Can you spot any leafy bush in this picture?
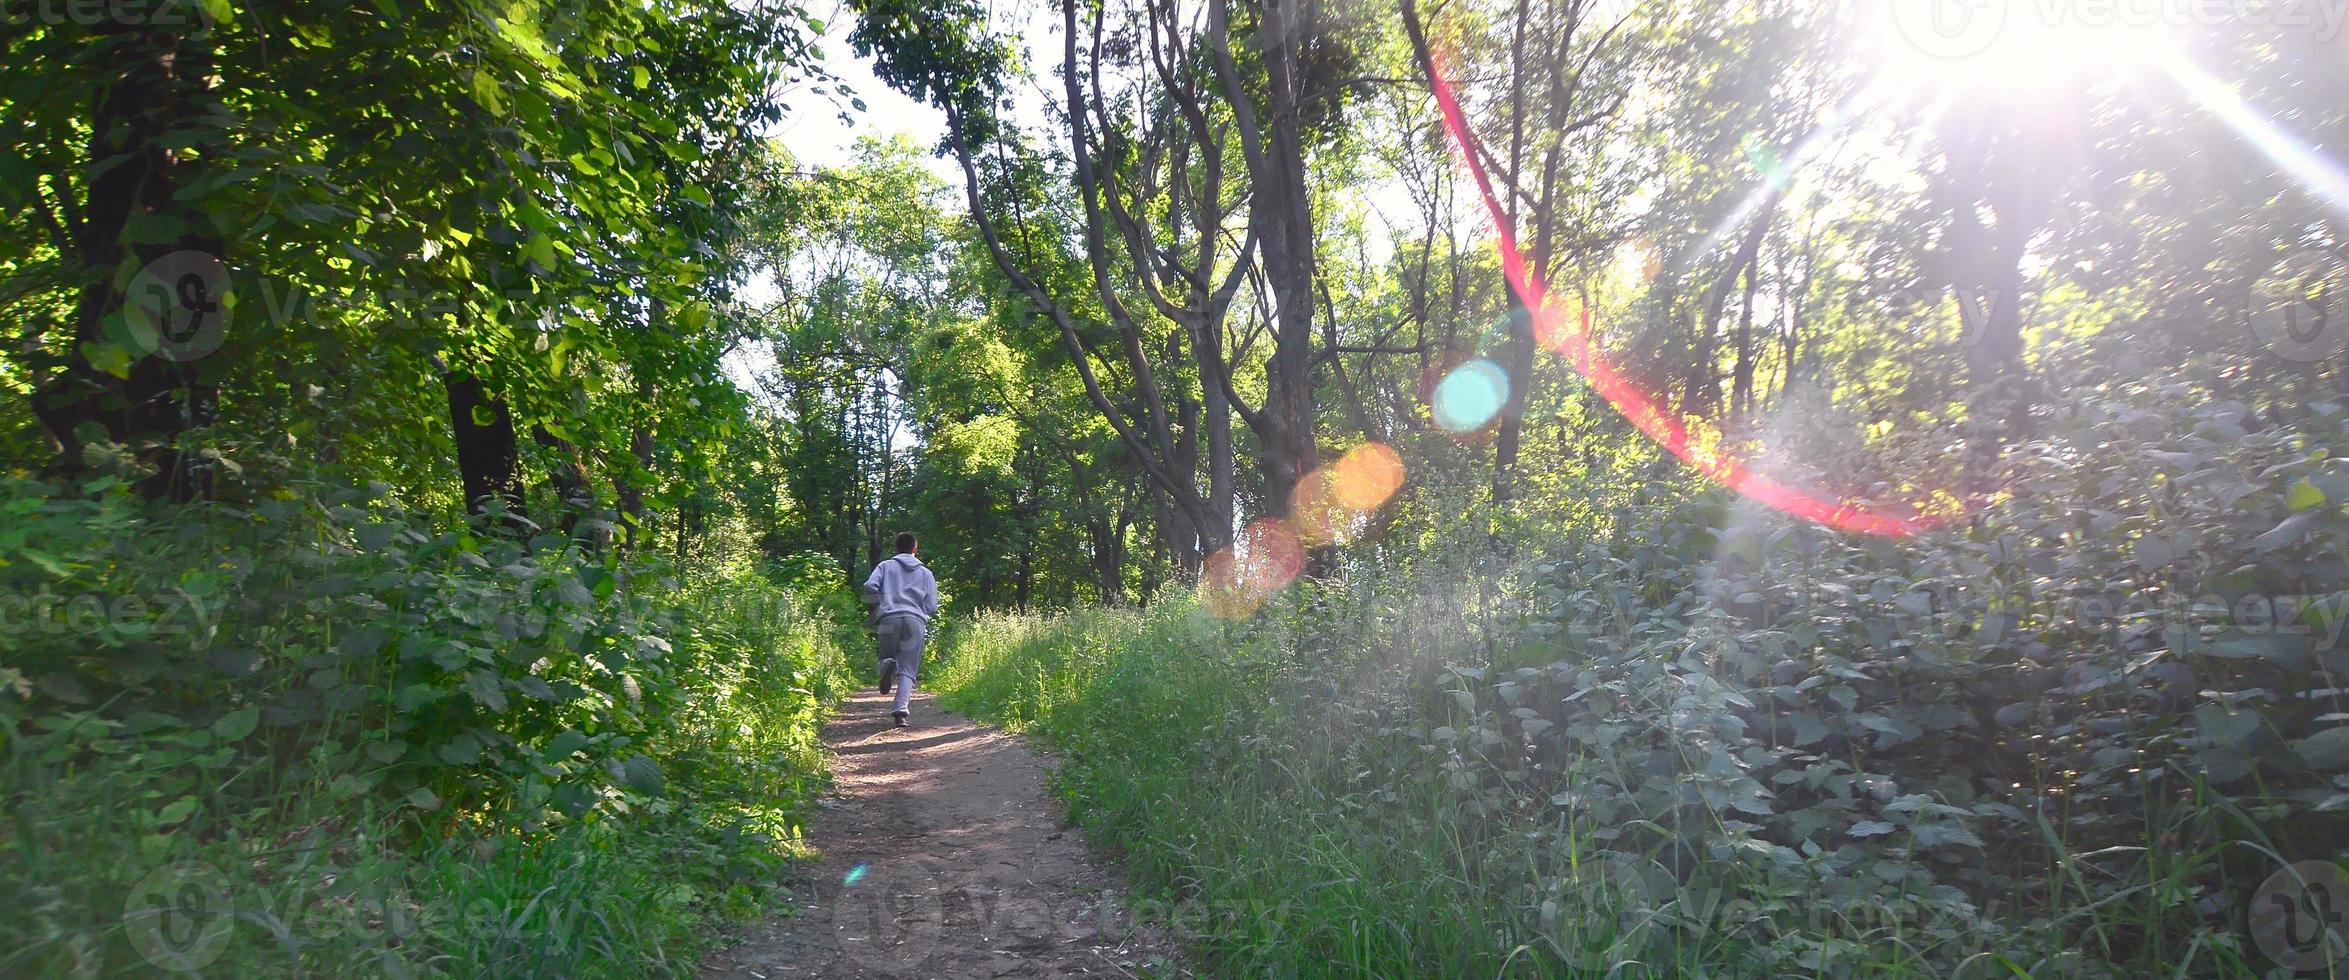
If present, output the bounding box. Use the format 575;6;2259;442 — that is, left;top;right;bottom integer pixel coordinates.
0;476;853;975
932;379;2349;978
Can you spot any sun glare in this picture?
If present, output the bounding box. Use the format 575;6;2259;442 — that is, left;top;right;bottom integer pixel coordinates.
1874;0;2173;96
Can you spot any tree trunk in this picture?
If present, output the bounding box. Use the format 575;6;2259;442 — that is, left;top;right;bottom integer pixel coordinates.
1237;0;1323;521
618;306;658;547
1140;481;1166;607
1015;528;1034;613
1730;250;1762;427
1696;190;1780;420
1936;106;2059;491
622;416;654;545
531;424;601;547
1204;347;1235;541
33;22;221;500
445;371;523;522
1110;480;1135;600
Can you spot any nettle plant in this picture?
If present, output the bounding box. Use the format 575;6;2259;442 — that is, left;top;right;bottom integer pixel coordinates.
1;475;716;825
1403;379;2349;972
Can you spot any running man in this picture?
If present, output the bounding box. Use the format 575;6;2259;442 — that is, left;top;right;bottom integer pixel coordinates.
862;531;939;727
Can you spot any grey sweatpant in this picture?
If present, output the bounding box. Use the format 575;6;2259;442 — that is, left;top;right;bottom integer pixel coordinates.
877;613;927;715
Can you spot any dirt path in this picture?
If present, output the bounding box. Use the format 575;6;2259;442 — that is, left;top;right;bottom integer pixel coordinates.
700;689;1181;980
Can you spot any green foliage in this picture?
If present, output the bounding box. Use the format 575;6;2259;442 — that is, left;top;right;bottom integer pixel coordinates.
934;374;2349;977
734;136;1154;608
0;477;854;974
8;0;2348;975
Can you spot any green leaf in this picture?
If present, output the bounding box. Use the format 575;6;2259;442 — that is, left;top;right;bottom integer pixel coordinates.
2295;727;2349;771
340;625;390;658
631;65;650;90
330;772;379;799
2290;478;2328;512
437;733;482;766
616;753;664;793
210;706;260;742
2255;512;2320;552
155;796;202;827
463;671;509;712
470;69;506;115
1909;823;1984;849
544;730;592;760
18;549;71;577
82;341;136;380
2196;747;2254;785
430;643;473;671
2196;705;2263;748
1789;712;1828;746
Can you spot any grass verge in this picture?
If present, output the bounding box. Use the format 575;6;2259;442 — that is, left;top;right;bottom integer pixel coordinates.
929;596;2302;979
2;570;853;977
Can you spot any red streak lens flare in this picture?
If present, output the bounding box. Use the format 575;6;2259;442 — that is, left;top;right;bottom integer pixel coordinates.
1428;58;1953;537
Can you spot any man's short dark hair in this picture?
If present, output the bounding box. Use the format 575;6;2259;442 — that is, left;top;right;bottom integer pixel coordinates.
895;531;917;554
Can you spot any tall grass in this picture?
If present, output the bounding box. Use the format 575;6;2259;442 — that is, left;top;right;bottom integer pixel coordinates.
930;594;2310;979
931;601;1623;977
2;567;854;978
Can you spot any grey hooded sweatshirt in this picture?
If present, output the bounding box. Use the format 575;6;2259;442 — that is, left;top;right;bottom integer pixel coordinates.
862;553;939;622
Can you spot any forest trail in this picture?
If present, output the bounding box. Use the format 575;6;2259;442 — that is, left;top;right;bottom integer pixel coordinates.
700;689;1181;980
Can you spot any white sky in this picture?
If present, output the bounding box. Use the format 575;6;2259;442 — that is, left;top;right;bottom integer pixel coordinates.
771;3;952;178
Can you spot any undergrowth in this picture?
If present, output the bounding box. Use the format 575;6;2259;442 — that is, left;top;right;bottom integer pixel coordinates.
0;477;856;976
933;380;2349;979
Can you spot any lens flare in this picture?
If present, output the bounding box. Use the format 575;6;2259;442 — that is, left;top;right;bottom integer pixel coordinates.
1428;51;1953;537
1239;520;1304;590
1200;548;1263;619
2166;60;2349;224
1290;442;1408;546
1432;359;1509;433
1201;520;1308;618
1329;442;1405;511
1534;299;1592;360
1740;132;1789;188
1289;469;1348;546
